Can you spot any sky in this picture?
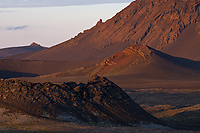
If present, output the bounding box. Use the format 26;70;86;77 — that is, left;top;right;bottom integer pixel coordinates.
0;1;134;49
0;0;133;7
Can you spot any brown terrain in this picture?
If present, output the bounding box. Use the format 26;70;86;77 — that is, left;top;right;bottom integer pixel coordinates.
0;0;200;132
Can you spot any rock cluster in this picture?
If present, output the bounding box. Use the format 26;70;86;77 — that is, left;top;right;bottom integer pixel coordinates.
0;75;161;125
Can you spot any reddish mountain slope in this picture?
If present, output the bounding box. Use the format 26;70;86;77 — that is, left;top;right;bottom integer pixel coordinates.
5;0;200;61
43;44;200;80
43;44;151;76
0;42;46;58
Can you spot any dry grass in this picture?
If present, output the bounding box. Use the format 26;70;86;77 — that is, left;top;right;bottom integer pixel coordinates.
125;88;200;130
153;104;200;118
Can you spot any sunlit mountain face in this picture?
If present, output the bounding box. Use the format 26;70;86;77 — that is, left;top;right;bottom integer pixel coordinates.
0;0;133;7
0;3;131;48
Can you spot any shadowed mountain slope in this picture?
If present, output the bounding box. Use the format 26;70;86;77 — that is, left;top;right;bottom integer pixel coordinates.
0;70;39;79
162;23;200;61
121;46;200;79
0;42;47;58
0;75;162;125
5;0;200;61
0;59;101;79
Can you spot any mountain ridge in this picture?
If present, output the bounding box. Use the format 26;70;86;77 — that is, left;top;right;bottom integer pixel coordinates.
4;0;200;61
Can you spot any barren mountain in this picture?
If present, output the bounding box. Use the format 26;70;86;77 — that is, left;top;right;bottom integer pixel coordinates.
5;0;200;61
0;42;46;58
43;44;200;80
0;75;162;125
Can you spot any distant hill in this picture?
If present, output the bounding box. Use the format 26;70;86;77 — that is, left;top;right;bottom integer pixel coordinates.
0;42;47;58
5;0;200;61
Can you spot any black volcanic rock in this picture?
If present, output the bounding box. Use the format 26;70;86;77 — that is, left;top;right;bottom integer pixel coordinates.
0;75;162;125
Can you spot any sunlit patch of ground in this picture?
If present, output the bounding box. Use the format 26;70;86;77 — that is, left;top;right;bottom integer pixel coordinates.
126;88;200;130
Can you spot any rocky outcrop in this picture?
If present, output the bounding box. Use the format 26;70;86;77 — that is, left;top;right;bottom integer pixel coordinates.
0;75;161;125
96;44;152;75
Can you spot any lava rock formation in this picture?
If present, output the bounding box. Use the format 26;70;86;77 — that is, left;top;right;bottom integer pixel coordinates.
0;75;161;125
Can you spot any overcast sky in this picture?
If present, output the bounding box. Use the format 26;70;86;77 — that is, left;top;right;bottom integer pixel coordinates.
0;0;133;8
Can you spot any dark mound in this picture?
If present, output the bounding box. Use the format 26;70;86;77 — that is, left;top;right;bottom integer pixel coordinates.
0;42;46;58
5;0;200;61
0;75;162;125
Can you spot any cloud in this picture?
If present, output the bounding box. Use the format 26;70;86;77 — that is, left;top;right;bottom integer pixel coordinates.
5;25;29;31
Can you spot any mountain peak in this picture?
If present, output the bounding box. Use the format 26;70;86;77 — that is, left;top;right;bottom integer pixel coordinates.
30;42;42;47
96;19;103;26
